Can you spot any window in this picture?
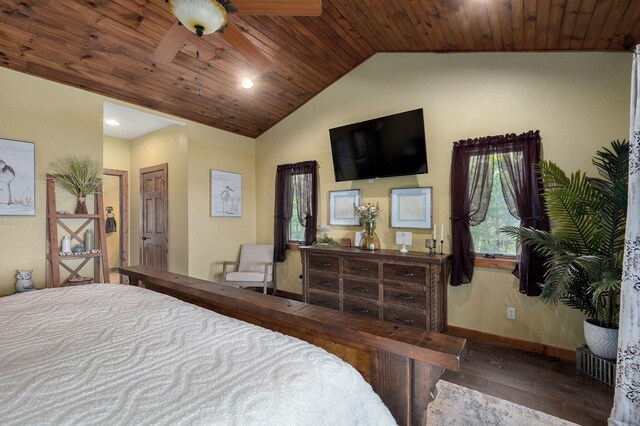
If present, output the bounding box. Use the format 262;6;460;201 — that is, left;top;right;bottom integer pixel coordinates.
274;161;318;262
289;189;305;242
450;131;548;295
470;156;519;256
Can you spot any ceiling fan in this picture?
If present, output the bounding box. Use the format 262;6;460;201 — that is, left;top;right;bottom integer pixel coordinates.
151;0;322;73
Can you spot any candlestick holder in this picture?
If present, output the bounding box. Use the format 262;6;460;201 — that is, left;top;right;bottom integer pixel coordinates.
439;239;444;255
425;238;436;255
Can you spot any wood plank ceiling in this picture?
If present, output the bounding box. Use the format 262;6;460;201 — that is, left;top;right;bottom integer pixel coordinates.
0;0;639;138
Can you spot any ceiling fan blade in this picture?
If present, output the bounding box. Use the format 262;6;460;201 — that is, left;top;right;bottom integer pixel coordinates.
223;23;275;73
230;0;322;16
151;21;191;64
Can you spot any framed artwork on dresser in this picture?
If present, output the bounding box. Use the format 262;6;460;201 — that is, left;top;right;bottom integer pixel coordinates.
390;187;432;229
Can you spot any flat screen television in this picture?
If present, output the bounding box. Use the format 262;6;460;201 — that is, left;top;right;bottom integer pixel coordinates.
329;108;427;182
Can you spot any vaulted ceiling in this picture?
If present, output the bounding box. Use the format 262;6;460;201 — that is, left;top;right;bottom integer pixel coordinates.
1;0;638;138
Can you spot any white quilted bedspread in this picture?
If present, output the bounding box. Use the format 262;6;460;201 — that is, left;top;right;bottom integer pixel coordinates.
0;284;395;425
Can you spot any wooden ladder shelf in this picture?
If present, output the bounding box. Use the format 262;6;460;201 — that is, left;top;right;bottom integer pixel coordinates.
46;175;110;287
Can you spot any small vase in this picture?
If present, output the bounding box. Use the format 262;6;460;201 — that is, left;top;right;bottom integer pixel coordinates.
360;220;381;251
75;196;88;214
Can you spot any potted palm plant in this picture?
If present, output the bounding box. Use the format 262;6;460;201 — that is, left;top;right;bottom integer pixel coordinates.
51;156;102;214
502;140;628;360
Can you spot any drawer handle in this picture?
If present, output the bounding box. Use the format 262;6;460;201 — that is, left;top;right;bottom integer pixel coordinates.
356;267;369;272
316;262;332;268
352;307;370;314
394;317;415;325
316;300;331;306
395;272;414;277
353;286;369;293
394;294;414;301
317;281;332;287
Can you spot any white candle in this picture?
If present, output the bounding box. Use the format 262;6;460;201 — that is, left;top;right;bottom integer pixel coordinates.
433;223;437;241
441;224;444;241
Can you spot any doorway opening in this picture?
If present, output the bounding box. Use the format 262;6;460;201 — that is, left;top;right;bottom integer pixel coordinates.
103;169;129;283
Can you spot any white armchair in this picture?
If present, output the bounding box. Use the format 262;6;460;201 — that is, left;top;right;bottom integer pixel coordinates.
222;244;276;295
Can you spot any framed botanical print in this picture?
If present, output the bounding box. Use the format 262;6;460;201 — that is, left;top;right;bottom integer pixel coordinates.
329;189;360;226
390;187;432;229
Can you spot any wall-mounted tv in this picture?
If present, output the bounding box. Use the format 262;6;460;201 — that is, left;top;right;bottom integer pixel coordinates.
329;108;427;182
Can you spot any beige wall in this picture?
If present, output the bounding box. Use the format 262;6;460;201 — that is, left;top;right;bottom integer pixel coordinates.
255;52;631;350
0;68;103;295
103;136;131;171
186;124;256;281
129;125;189;274
124;122;256;281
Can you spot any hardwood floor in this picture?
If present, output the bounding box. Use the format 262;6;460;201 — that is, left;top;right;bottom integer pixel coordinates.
272;290;613;424
442;338;614;425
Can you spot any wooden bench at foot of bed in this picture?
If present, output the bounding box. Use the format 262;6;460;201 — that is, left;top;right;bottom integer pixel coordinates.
119;266;467;426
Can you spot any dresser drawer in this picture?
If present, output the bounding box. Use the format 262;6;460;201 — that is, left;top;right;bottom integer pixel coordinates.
343;258;378;279
383;305;428;329
309;292;340;310
308;273;339;293
343;279;378;301
307;254;339;273
383;286;426;310
343;297;379;320
382;263;426;284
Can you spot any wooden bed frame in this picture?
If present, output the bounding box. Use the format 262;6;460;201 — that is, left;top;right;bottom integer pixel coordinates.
120;266;467;426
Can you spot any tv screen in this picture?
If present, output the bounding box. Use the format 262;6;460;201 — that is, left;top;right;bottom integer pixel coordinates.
329;109;427;182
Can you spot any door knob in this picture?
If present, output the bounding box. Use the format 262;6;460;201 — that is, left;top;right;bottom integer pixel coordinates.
142;236;149;240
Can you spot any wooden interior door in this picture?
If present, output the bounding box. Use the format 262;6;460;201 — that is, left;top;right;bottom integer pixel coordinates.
140;164;168;270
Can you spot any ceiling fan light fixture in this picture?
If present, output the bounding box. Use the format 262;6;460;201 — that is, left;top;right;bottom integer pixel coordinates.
170;0;227;36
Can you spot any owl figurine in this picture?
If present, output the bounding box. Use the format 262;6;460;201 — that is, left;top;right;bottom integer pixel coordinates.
15;270;36;292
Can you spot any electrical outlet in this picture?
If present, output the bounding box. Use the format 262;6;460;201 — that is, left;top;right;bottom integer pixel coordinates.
507;307;516;320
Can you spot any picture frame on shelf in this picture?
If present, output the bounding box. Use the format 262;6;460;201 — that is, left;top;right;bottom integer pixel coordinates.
0;138;35;216
211;170;242;217
390;187;432;229
329;189;360;226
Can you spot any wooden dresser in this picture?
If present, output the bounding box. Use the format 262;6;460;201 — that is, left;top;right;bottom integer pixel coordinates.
300;246;450;332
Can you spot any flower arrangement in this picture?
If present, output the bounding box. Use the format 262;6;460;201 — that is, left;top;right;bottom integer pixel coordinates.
313;224;339;247
354;202;381;250
354;202;380;224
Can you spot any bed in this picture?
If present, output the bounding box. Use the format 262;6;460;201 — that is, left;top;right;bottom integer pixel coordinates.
1;267;466;425
0;284;395;425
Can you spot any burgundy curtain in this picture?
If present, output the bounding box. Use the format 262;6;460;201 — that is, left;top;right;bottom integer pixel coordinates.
450;130;547;295
274;160;318;262
450;140;495;285
497;131;549;295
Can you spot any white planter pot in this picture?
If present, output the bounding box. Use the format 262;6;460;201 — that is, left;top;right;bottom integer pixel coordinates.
584;318;619;360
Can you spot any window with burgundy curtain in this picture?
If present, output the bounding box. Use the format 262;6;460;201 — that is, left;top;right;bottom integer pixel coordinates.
274;161;318;262
450;130;549;296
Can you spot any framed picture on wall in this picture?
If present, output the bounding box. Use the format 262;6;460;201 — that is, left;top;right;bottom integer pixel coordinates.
211;170;242;217
390;187;432;229
329;189;360;226
0;138;35;216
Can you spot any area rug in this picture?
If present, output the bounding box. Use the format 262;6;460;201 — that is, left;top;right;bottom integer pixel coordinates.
426;380;578;426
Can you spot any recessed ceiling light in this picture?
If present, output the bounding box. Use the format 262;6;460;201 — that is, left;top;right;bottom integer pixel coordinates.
105;119;121;126
241;78;254;89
